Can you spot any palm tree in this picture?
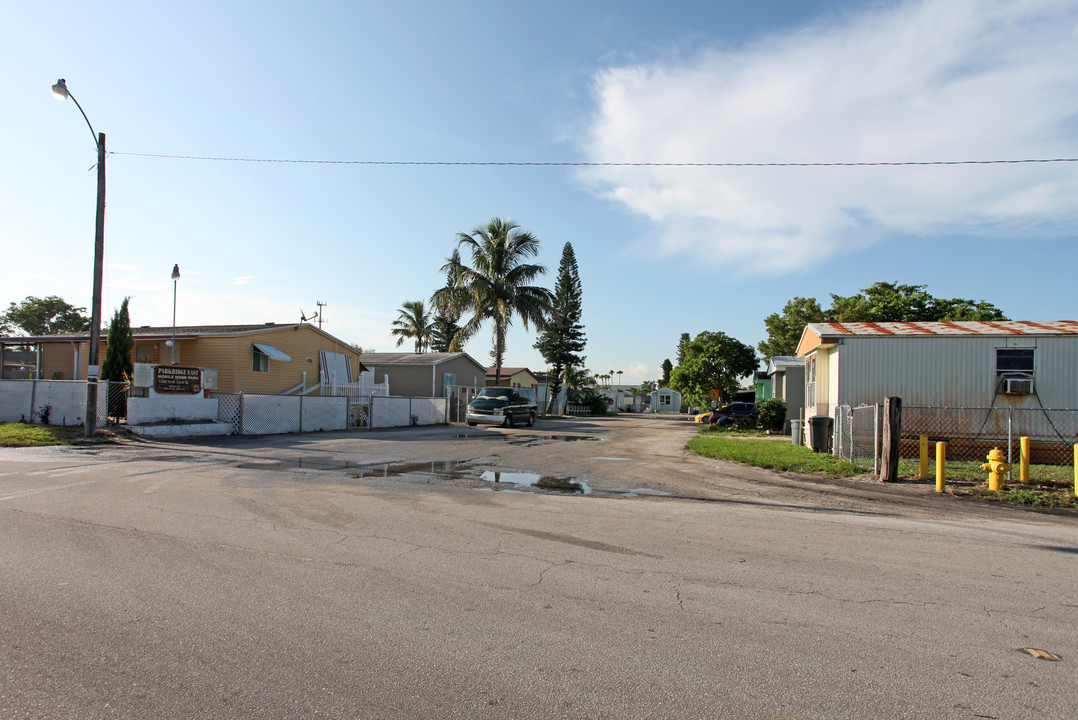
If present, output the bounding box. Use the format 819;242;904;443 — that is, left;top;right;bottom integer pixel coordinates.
391;299;433;353
562;366;594;402
433;218;553;384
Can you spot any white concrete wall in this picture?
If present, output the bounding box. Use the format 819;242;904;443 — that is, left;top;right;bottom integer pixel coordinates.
370;396;447;428
0;379;108;426
128;396;219;424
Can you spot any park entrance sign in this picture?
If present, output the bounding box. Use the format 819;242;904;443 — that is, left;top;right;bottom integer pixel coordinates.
153;365;202;394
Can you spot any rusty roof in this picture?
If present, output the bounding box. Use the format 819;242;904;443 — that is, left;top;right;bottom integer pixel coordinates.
806;321;1078;337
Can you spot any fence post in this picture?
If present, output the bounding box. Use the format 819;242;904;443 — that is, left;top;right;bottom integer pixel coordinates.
919;435;929;480
1007;408;1013;483
873;404;880;476
936;442;946;492
1020;436;1030;484
881;396;902;483
238;392;245;436
29;379;37;424
299;395;304;433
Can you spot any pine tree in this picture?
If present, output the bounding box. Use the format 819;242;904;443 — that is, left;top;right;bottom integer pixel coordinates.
534;243;586;412
661;358;673;386
676;333;691;366
101;297;133;382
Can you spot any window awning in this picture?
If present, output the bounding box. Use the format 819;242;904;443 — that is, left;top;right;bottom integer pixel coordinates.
253;343;291;362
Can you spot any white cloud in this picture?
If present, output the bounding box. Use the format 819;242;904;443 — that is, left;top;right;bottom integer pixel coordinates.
581;0;1078;273
232;276;256;285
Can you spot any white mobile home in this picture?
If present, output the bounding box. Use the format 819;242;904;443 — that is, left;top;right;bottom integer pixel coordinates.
795;321;1078;419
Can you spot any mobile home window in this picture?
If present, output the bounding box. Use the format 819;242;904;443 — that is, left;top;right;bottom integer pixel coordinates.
252;347;269;373
996;348;1034;378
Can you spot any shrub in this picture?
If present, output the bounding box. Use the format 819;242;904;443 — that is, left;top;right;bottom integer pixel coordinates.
756;398;786;432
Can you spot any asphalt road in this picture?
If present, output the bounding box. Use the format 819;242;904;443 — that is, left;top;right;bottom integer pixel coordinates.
1;415;1076;719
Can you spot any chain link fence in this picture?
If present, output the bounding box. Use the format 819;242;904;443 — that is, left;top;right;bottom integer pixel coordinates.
835;402;1078;469
903;406;1078;465
834;404;882;473
446;385;480;424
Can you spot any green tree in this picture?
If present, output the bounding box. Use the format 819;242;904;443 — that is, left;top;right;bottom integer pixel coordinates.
669;331;758;408
660;358;673;386
101;297;133;382
430;249;464;353
534;243;587;412
391;300;433;353
433;217;553;384
676;333;690;366
758;283;1008;359
1;295;90;336
828;282;1007;323
757;297;827;359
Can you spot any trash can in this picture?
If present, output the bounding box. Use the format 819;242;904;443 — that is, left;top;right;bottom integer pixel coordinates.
790;420;803;446
808;415;834;453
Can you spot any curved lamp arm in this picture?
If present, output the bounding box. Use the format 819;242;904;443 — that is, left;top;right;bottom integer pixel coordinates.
51;79;99;148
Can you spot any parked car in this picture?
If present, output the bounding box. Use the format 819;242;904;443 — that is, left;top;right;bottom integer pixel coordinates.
466;387;538;427
706;402;759;426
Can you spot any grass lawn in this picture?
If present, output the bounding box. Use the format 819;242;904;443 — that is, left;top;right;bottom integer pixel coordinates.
687;434;869;477
687;429;1077;508
0;423;87;447
896;458;1077;508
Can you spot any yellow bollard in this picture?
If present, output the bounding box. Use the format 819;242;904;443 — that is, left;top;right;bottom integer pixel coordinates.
1020;437;1030;484
919;435;929;480
936;442;946;493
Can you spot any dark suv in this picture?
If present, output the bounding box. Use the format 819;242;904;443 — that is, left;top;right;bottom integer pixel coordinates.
466;387;538;427
708;402;758;426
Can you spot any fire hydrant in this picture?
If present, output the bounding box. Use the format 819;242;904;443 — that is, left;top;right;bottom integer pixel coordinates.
980;447;1011;491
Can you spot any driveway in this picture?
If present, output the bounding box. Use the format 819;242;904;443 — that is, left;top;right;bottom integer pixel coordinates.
1;415;1075;719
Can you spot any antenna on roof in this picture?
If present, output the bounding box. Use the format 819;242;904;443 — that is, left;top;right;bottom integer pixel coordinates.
315;300;327;330
300;307;319;324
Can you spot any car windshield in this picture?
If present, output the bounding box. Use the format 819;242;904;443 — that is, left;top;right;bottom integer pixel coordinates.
476;388;511;401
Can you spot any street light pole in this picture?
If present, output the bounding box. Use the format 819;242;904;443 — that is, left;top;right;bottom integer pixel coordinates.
171;264;180;364
52;78;105;439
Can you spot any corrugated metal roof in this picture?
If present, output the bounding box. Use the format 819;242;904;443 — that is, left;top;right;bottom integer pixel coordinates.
360;352;465;365
485;367;536;377
806;321;1078;338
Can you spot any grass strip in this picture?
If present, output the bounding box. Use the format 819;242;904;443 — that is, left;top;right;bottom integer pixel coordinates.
0;423;83;447
687;435;868;477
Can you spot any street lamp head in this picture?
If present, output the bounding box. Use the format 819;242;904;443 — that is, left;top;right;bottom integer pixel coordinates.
171;264;181;281
51;78;70;100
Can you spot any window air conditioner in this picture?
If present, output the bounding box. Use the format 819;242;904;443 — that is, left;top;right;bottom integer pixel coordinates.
1003;378;1034;394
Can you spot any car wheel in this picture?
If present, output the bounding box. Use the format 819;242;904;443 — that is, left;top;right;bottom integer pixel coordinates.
467;421;477;427
526;411;535;427
503;413;513;428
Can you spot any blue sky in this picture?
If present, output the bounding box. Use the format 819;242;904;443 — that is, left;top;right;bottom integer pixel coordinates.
2;0;1076;384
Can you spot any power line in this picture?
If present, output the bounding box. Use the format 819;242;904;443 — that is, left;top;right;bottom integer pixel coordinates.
111;151;1078;167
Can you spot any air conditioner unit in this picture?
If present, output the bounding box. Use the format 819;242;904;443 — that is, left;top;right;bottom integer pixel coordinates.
1004;378;1034;394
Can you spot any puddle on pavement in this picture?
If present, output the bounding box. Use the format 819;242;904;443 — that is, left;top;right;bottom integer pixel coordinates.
620;488;672;497
236;456;671;498
453;433;600;443
479;470;591;494
347;460;467;478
